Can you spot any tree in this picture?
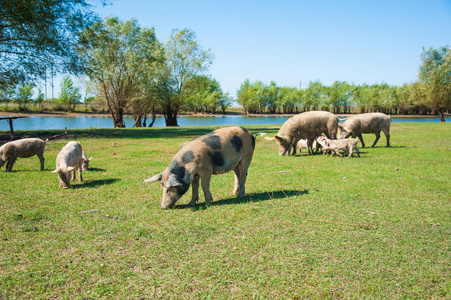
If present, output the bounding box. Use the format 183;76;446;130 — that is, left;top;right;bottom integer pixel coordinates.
14;81;34;111
158;28;213;126
325;81;352;114
418;46;451;122
237;79;258;114
278;86;298;113
218;92;232;114
265;81;279;113
59;76;81;112
0;0;101;86
303;81;325;111
78;17;163;127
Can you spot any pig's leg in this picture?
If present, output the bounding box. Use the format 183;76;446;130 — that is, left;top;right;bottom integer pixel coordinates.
372;130;381;147
347;146;353;158
78;161;83;182
233;160;248;197
233;165;241;195
38;154;45;171
382;128;390;147
357;134;365;148
201;174;213;205
291;140;297;155
237;158;251;198
189;175;200;206
6;158;16;172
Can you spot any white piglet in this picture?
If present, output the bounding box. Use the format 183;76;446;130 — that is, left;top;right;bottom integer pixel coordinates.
52;141;83;188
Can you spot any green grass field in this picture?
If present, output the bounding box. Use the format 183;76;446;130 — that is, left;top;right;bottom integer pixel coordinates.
0;123;450;299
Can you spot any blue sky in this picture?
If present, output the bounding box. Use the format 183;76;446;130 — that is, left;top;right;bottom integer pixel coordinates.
73;0;450;98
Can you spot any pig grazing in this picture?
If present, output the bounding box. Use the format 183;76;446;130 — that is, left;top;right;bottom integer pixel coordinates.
265;111;338;155
0;138;47;171
52;141;83;188
319;137;360;158
145;126;256;209
81;151;92;171
338;113;391;147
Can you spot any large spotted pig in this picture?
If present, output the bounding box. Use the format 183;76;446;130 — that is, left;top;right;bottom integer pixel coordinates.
338;113;391;147
265;111;338;155
145;126;256;209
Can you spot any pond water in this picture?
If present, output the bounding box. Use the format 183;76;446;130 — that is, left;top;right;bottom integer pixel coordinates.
0;115;449;131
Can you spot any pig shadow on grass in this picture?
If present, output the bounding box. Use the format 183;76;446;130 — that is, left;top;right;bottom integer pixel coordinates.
175;189;309;210
85;167;106;172
72;178;120;189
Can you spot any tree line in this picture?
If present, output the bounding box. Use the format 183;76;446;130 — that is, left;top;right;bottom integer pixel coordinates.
1;1;450;125
236;77;448;120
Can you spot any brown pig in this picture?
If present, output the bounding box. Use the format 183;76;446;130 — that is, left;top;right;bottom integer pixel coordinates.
265;111;338;155
338;113;391;147
145;126;255;209
0;138;47;171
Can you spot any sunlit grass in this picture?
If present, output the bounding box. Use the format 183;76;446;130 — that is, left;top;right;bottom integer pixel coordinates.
0;123;450;298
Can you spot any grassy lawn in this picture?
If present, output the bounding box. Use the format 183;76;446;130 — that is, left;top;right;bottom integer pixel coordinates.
0;123;450;299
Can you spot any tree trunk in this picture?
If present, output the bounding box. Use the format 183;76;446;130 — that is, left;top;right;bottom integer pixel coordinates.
438;110;446;122
163;104;179;126
133;114;142;127
165;113;178;126
113;108;125;128
148;105;157;127
148;114;156;127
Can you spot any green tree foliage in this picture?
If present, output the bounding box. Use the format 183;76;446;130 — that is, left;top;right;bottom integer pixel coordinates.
185;76;228;114
418;46;451;122
155;29;213;126
235;78;447;118
34;88;45;112
325;81;352;114
59;76;81;112
303;81;325;111
0;0;100;87
278;86;300;113
236;79;263;114
14;81;34;111
265;81;280;113
78;17;163;127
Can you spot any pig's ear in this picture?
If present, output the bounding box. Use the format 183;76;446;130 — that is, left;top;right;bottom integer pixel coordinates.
144;172;163;183
88;157;93;162
51;168;61;174
67;166;76;172
338;124;345;132
274;135;285;143
264;136;276;141
164;175;182;188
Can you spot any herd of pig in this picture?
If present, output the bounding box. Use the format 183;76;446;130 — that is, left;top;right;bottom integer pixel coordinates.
0;112;391;208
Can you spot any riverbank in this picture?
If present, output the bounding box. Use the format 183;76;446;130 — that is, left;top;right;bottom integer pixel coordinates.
0;110;448;119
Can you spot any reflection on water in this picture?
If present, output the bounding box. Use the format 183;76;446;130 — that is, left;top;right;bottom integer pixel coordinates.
0;115;449;131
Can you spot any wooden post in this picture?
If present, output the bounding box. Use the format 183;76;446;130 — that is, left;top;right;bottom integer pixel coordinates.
7;118;14;140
